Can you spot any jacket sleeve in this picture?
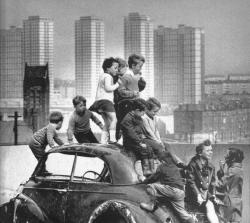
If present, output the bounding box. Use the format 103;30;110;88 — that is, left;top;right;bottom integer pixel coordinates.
53;132;64;146
186;162;200;199
47;125;57;147
208;167;216;197
121;116;142;145
117;85;137;98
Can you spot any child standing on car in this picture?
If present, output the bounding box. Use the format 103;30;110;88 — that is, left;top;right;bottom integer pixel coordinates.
120;98;154;177
29;111;64;172
115;54;146;142
89;57;121;144
117;54;146;100
113;57;128;141
67;96;104;143
113;57;128;112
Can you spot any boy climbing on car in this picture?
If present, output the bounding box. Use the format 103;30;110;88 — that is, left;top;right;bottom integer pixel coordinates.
67;95;104;143
29;111;64;174
140;151;195;223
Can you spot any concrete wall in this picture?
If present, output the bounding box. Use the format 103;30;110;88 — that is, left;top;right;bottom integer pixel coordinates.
0;121;33;145
168;143;250;223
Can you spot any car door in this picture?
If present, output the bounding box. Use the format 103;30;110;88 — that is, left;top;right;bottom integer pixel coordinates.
65;155;123;223
23;152;75;223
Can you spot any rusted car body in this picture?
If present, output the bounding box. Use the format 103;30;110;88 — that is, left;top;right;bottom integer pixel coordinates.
0;143;180;223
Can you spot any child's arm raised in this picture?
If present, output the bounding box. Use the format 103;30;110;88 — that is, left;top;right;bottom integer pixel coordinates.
67;114;75;143
47;125;57;147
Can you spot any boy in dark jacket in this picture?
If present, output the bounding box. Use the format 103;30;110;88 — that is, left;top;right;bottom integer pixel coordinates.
185;140;219;223
140;151;195;223
120;98;154;177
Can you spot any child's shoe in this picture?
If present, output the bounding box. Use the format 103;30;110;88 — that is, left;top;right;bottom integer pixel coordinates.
109;130;116;143
41;169;52;176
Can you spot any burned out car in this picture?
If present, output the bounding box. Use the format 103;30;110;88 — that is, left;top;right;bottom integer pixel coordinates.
0;143;180;223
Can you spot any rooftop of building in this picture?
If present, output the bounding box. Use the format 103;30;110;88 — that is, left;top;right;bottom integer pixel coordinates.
205;73;250;83
175;97;250;112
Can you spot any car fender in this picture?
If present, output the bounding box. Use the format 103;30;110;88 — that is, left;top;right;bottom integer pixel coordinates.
13;193;53;223
88;199;164;223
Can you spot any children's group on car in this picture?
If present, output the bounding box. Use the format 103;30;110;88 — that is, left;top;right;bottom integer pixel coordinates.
28;53;244;223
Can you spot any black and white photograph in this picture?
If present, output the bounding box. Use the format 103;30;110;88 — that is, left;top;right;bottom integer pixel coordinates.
0;0;249;222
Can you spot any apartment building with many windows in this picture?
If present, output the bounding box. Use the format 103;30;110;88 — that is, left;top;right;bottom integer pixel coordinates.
75;16;104;100
23;16;54;103
0;26;24;119
154;25;205;107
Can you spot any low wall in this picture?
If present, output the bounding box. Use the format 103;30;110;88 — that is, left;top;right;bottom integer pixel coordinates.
0;121;33;145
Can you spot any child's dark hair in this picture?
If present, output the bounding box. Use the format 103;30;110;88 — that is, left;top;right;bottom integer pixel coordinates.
102;57;118;72
49;111;64;124
226;148;244;164
132;98;147;111
72;95;86;107
128;54;145;69
146;97;161;110
196;139;212;154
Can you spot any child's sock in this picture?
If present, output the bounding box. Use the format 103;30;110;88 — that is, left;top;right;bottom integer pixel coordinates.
109;130;116;142
100;130;109;144
134;160;145;182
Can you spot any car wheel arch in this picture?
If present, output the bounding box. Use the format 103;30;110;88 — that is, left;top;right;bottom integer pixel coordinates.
88;200;138;223
13;193;53;223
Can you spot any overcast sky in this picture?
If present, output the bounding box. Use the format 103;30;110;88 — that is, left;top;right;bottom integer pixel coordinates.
1;0;250;79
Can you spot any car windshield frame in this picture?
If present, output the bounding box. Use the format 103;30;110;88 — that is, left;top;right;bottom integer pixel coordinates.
31;150;112;184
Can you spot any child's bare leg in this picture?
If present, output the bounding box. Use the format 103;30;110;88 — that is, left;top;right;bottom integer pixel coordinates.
134;160;145;182
100;113;109;144
106;112;117;142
